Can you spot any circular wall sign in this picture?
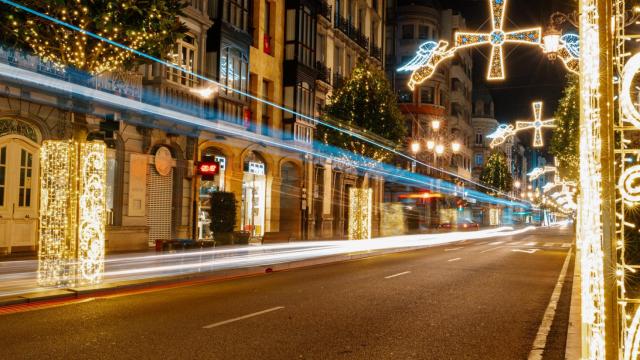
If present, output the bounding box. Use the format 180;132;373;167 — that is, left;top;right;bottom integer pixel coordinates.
155;147;173;176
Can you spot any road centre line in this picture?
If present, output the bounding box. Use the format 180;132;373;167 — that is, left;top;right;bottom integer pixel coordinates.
203;307;285;329
385;271;411;279
528;249;573;360
479;246;503;254
447;258;461;262
444;247;463;252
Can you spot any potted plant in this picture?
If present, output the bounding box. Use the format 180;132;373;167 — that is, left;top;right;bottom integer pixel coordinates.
209;191;237;245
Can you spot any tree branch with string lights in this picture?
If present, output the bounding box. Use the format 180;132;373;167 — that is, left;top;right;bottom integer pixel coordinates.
0;0;187;74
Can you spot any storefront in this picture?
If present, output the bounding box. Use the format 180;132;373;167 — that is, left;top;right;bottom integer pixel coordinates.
197;147;227;240
241;151;266;237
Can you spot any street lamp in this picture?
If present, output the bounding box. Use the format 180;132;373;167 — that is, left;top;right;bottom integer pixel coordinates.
514;180;521;189
411;141;421;155
190;85;220;99
431;119;441;131
426;140;435;151
435;144;445;155
542;25;562;60
451;141;461;153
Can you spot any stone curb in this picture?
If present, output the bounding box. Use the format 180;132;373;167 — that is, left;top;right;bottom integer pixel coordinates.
0;245;427;308
565;248;582;359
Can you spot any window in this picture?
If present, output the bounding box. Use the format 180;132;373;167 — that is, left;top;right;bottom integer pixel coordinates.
475;133;483;145
219;47;249;98
420;87;434;104
166;34;198;87
222;0;250;32
402;24;414;39
475;153;484;166
398;90;412;103
261;79;272;136
317;32;327;63
418;25;429;39
297;6;316;68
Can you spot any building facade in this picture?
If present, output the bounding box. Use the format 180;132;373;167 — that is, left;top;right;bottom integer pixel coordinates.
386;0;473;180
0;0;393;254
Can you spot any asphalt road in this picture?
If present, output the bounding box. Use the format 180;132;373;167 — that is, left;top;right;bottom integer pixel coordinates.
0;226;574;360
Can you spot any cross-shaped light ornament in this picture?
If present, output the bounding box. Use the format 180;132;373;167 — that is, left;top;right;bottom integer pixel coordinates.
454;0;541;80
516;102;556;148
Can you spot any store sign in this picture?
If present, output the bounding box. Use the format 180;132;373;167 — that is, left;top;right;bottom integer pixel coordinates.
247;161;265;175
197;161;220;181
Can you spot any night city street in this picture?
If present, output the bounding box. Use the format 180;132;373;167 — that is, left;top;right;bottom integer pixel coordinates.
0;227;573;359
0;0;636;358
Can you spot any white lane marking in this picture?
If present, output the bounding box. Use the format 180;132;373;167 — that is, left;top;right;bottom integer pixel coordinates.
489;241;504;245
203;307;285;329
480;246;503;254
385;271;411;279
445;247;463;252
561;243;571;248
447;258;461;262
512;249;539;254
477;241;489;246
525;242;537;246
528;249;573;360
510;241;522;246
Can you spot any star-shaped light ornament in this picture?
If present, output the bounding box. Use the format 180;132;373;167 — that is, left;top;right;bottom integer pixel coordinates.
454;0;542;80
516;102;556;148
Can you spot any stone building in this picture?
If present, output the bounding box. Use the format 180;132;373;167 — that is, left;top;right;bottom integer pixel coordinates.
0;0;392;254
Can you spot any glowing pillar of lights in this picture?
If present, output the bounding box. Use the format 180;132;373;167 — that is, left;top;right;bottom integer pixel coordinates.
37;140;107;287
77;142;107;285
578;0;607;357
348;188;372;240
38;141;77;286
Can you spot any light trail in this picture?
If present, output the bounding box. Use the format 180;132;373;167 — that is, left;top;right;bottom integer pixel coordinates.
0;61;529;208
0;227;535;298
0;0;523;200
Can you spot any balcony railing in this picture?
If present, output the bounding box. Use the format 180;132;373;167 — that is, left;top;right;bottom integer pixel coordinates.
0;47;142;100
370;42;382;61
315;61;332;85
318;1;332;21
334;14;369;51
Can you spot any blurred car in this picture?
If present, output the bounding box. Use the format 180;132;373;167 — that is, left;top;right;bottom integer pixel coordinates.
437;219;480;231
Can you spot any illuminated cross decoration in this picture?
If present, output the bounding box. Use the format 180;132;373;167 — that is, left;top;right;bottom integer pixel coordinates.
454;0;541;80
516;102;556;148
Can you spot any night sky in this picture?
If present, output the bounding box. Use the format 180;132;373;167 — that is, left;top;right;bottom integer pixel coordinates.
445;0;578;146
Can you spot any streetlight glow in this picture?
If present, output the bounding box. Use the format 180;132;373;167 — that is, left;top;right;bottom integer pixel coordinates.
451;141;461;153
427;140;435;150
431;119;441;131
435;144;445;155
411;141;421;154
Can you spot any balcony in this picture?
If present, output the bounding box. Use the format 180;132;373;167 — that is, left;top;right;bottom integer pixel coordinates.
315;61;332;85
334;14;369;51
318;1;332;21
0;47;142;100
370;42;382;61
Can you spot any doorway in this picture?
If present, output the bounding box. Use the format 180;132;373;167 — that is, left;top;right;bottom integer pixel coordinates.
0;136;39;253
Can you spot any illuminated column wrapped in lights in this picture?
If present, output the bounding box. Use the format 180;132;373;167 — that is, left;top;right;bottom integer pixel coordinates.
38;140;107;287
348;188;372;240
77;142;107;285
38;141;77;286
578;0;607;357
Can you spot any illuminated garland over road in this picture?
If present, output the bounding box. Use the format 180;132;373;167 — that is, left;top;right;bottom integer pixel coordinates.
487;102;556;148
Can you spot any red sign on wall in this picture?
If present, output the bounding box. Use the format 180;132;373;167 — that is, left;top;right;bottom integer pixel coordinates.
196;161;220;181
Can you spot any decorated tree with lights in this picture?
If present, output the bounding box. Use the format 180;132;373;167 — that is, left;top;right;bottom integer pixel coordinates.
0;0;187;74
480;152;513;193
549;75;579;181
319;60;406;162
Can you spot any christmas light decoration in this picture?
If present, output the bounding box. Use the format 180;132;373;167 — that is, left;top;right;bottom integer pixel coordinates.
577;0;607;356
77;142;106;285
620;51;640;129
515;102;556;148
397;41;457;90
454;0;541;80
348;188;372;240
527;166;557;181
37;140;106;287
556;34;580;74
487;124;516;148
38;141;77;286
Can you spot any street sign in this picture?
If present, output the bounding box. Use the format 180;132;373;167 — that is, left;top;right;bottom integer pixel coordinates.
197;161;220;181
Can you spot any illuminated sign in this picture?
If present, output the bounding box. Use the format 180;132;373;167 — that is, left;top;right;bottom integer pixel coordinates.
246;161;265;176
197;161;220;181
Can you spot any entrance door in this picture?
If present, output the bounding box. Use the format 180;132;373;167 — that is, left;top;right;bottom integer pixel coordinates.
0;137;39;253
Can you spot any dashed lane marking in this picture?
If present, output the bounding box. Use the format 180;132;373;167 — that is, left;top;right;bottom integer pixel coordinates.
203;307;285;329
385;271;411;279
447;258;461;262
